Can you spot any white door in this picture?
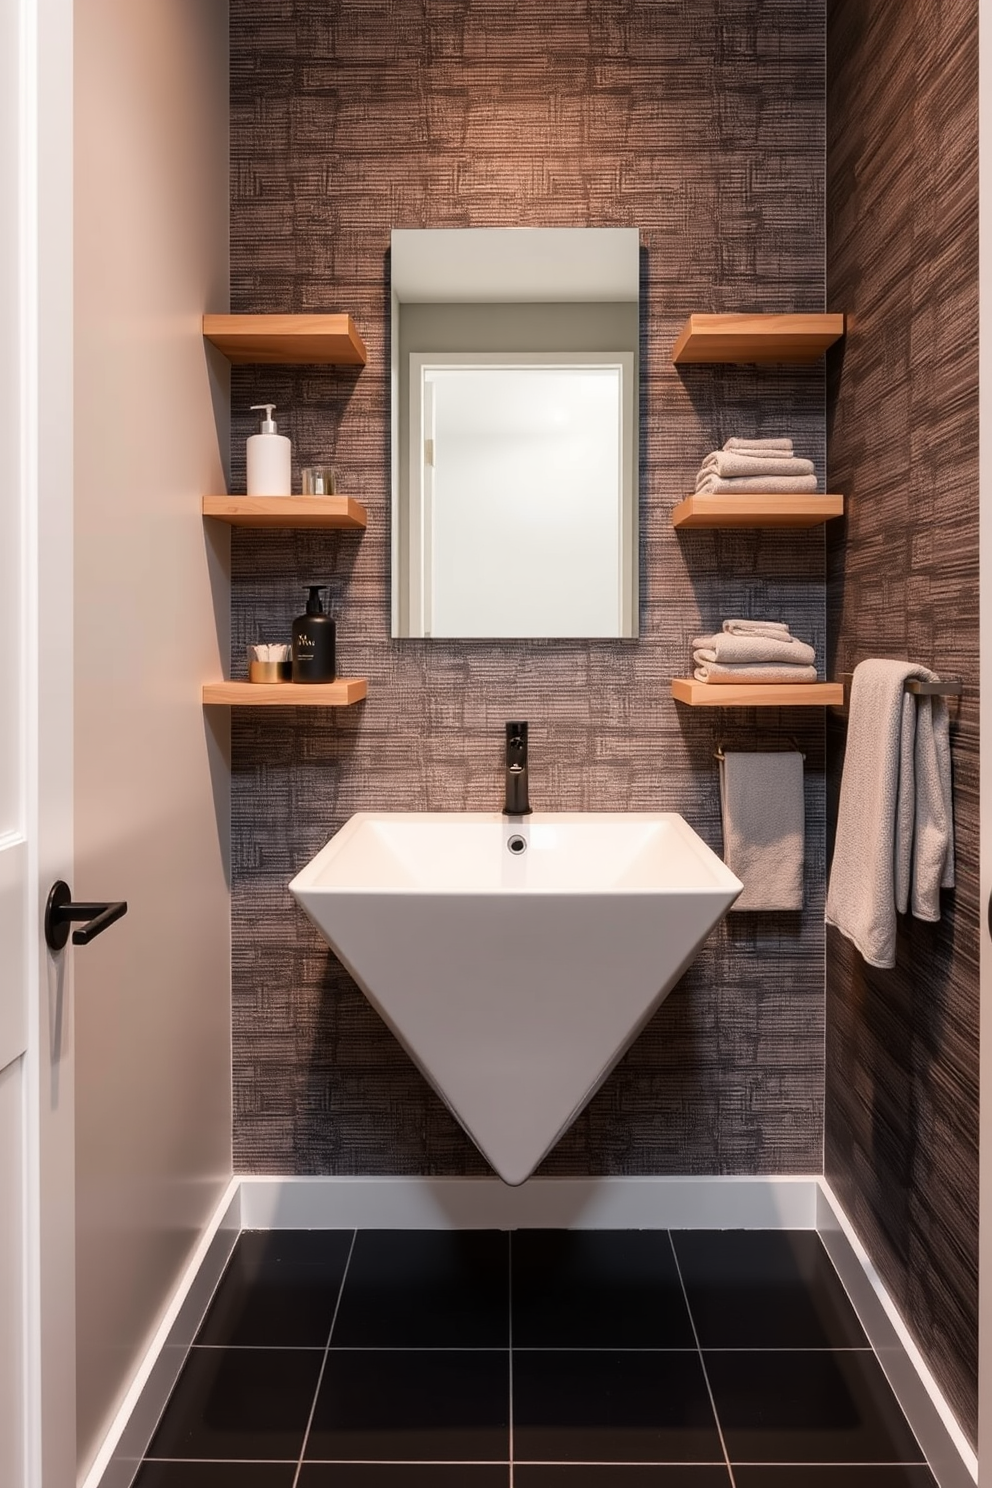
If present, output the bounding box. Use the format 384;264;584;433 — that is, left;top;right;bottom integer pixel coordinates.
0;0;30;1456
3;0;77;1484
4;5;232;1484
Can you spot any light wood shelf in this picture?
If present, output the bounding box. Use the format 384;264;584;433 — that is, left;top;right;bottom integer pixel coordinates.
202;679;368;707
202;313;368;366
671;679;844;708
672;494;844;529
672;313;845;365
202;495;367;529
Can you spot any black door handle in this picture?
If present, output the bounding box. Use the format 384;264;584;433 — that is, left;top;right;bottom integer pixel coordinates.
45;880;128;951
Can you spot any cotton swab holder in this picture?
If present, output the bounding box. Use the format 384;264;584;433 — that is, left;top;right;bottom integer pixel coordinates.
248;643;292;683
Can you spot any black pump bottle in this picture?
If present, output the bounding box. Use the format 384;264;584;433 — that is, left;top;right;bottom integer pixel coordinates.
292;586;336;683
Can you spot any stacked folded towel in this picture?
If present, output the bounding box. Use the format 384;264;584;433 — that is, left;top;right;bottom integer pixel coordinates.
694;437;818;494
692;618;817;684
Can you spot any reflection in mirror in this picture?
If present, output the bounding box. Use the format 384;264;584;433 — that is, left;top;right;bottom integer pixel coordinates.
391;228;639;640
411;357;632;638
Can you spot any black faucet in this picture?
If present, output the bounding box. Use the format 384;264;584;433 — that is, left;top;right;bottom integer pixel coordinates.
504;721;532;816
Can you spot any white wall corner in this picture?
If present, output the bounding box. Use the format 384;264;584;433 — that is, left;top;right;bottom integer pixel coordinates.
816;1180;977;1487
79;1178;240;1488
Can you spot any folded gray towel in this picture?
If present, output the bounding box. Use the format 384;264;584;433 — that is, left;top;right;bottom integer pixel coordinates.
693;661;819;683
724;437;794;452
697;451;816;481
723;619;792;638
825;659;954;967
695;474;819;494
692;632;816;666
720;752;804;911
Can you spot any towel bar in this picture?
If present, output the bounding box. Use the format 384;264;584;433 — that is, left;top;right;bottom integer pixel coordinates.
902;678;964;697
714;737;806;762
833;671;963;717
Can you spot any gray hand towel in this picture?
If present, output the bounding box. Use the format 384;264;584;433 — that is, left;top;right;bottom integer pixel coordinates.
723;619;793;639
825;659;955;968
724;437;794;452
692;632;816;666
693;661;818;683
719;752;805;911
698;451;816;480
694;474;819;494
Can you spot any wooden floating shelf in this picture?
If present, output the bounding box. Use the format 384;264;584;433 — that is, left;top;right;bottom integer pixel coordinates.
671;679;844;708
672;494;844;529
672;313;845;365
202;495;367;529
202;313;367;366
202;679;368;707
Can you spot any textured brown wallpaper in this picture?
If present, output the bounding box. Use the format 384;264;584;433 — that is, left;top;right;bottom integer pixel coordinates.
229;1;830;1179
825;0;979;1447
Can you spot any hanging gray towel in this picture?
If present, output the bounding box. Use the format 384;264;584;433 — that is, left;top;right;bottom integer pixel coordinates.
719;752;805;911
825;659;954;968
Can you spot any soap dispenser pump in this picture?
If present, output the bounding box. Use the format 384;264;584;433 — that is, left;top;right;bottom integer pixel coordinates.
292;586;336;683
247;403;291;496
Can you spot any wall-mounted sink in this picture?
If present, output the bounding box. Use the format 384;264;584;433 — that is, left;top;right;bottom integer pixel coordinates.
289;812;741;1185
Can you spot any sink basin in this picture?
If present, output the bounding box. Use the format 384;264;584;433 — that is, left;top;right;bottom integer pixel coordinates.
289;812;741;1185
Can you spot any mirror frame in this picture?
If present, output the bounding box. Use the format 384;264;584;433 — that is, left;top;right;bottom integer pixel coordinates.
390;227;640;641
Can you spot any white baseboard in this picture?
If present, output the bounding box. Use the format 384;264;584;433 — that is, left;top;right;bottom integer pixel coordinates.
238;1173;820;1231
81;1178;241;1488
817;1180;977;1487
86;1173;976;1488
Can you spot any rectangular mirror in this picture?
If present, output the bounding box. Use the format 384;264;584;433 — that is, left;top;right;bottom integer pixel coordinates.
391;227;640;639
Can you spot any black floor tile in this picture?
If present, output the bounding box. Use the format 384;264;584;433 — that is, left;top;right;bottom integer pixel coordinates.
146;1346;323;1461
512;1350;723;1464
196;1230;354;1348
734;1469;938;1486
704;1350;927;1465
514;1469;732;1485
304;1348;509;1461
134;1466;296;1488
298;1467;509;1485
330;1230;509;1347
672;1231;868;1349
511;1231;696;1349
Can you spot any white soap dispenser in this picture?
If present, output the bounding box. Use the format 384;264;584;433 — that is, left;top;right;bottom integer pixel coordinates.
247;403;291;496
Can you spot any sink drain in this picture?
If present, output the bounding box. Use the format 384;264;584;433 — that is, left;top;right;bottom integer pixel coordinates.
506;834;528;855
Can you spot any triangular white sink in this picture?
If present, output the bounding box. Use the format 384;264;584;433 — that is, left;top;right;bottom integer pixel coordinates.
289;812;741;1185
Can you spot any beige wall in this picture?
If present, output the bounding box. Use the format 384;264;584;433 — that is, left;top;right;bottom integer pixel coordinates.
0;1059;24;1488
72;2;231;1475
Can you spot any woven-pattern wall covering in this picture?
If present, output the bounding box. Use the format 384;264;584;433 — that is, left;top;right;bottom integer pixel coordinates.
825;0;979;1449
230;0;828;1179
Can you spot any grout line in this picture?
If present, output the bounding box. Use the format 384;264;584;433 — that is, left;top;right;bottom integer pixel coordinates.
146;1456;511;1465
508;1232;514;1488
509;1462;728;1470
191;1343;327;1351
188;1341;875;1353
668;1232;737;1488
142;1456;929;1468
290;1227;359;1488
192;1342;512;1352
